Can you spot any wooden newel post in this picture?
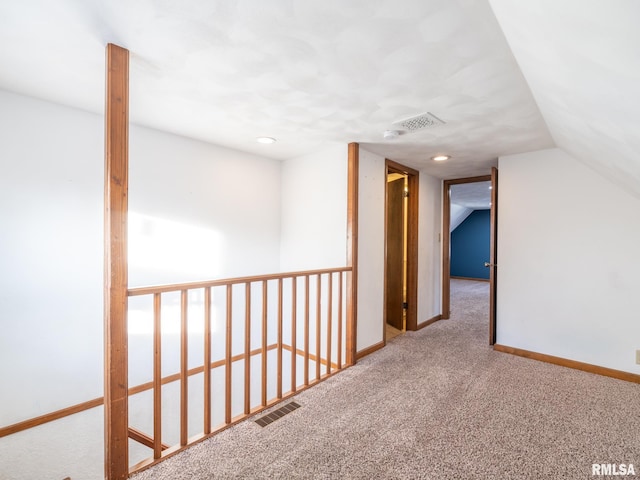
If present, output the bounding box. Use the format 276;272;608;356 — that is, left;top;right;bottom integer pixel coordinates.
104;43;130;480
346;142;359;366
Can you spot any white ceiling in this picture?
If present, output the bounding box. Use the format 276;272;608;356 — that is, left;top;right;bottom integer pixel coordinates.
0;1;637;187
451;181;491;209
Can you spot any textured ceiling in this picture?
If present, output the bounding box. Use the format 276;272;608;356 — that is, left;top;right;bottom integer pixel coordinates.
451;181;491;209
489;0;640;198
0;0;555;179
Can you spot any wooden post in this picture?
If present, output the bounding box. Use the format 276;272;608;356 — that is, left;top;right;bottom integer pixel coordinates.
104;43;129;480
346;143;359;366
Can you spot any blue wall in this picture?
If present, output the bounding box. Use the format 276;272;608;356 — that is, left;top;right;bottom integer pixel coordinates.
450;209;490;280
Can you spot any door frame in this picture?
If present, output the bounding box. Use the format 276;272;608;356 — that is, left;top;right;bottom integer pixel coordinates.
441;173;497;344
489;167;498;344
384;159;419;343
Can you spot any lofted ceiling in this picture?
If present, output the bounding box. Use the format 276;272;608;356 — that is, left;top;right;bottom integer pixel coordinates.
0;1;636;186
489;0;640;197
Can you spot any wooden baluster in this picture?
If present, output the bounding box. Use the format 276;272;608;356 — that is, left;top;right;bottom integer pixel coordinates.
153;293;162;458
304;275;310;387
204;287;211;434
337;272;343;370
316;274;322;381
225;285;232;424
291;277;297;393
277;278;283;399
261;280;268;407
244;283;251;415
326;273;332;375
180;290;188;446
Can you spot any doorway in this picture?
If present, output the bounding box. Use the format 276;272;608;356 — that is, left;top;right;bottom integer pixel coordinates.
384;160;419;343
442;168;498;344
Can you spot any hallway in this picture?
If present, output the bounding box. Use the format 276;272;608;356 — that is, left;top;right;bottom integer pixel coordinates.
134;280;640;479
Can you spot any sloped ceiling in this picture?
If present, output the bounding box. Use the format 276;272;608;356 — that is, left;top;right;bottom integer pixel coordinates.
451;182;491;210
0;0;554;179
489;0;640;198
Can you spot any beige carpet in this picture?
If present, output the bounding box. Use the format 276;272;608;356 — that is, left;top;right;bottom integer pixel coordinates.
134;279;640;479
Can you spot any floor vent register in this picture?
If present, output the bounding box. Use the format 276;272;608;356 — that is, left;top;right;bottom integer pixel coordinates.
254;401;301;427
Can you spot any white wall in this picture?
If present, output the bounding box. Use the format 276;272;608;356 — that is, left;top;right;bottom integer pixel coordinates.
0;90;105;480
279;143;348;271
357;149;386;351
129;126;281;285
0;90;104;423
0;90;283;480
417;173;442;323
497;147;640;374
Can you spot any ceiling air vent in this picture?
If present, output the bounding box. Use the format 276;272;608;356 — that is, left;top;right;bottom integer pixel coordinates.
393;112;445;132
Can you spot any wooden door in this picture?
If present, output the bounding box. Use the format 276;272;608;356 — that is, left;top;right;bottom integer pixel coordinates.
386;177;405;330
488;167;498;344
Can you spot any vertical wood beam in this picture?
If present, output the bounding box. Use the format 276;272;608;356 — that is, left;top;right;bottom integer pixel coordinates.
346;143;359;366
104;43;129;480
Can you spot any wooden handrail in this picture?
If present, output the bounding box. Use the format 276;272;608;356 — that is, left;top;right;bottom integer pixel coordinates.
0;397;105;438
127;267;351;296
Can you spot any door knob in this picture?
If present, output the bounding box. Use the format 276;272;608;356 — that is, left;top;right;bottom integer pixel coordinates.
484;262;496;268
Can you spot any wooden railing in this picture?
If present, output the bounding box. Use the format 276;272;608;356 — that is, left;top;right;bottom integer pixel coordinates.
0;266;353;478
126;266;353;473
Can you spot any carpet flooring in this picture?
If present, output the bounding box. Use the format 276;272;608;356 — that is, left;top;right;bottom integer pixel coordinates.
134;279;640;479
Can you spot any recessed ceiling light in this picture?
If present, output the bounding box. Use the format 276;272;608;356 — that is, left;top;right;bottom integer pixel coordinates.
256;136;276;144
432;155;450;162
